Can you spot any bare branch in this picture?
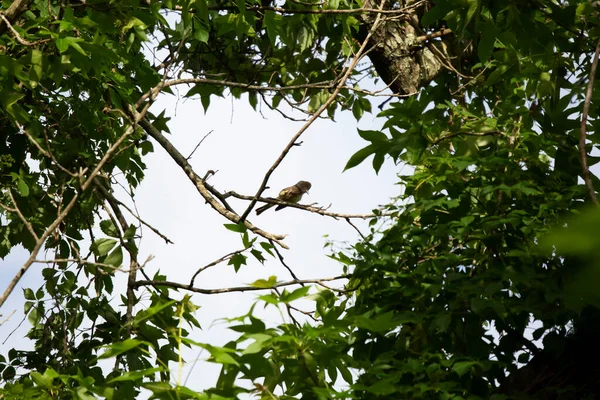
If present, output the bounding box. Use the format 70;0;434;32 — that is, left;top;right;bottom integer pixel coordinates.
224;191;389;219
0;14;50;46
285;302;318;322
134;275;349;294
0;310;16;327
580;37;600;205
417;28;453;43
0;0;32;35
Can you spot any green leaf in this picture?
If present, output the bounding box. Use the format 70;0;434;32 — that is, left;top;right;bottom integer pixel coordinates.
260;241;275;257
195;343;239;365
280;286;310;303
107;367;163;383
224;223;247;233
372;152;385;174
344;144;376;171
23;288;35;300
478;22;498;62
123;225;137;240
228;253;247;272
263;11;278;46
193;20;209;43
250;276;278;288
540;207;600;256
250;249;265;264
30;371;55;389
100;219;119;238
91;238;118;257
55;36;88;55
358;129;388;143
465;0;481;28
353;311;397;333
452;360;481;377
97;339;148;360
29;49;43;82
421;2;454;26
242;333;271;355
104;247;123;267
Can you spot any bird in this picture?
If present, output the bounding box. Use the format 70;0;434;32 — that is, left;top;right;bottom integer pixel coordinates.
255;180;312;215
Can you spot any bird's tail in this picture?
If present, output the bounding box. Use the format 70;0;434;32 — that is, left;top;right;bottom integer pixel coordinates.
256;203;275;215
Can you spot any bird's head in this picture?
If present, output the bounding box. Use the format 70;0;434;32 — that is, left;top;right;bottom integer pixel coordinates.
296;181;312;194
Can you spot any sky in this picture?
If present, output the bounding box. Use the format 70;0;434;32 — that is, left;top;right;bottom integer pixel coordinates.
0;81;403;391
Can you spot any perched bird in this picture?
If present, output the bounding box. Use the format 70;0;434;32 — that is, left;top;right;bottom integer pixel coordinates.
255;180;312;215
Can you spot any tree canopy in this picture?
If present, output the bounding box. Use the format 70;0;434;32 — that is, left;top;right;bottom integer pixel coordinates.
1;0;600;398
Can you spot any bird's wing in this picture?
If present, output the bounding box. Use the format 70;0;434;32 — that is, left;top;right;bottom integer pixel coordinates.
278;186;297;199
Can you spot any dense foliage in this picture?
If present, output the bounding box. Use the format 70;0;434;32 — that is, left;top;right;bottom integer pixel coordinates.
1;0;600;398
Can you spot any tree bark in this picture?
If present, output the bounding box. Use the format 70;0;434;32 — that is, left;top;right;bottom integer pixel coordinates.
358;0;443;95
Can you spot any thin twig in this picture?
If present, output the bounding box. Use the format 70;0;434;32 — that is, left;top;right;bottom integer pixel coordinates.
580;37;600;205
426;40;472;79
289;0;325;6
450;64;490;95
95;179;174;244
345;218;368;242
135;29;190;108
115;199;174;244
189;246;251;287
0;190;39;241
286;303;317;322
187;130;214;160
270;240;301;282
0;310;16;327
274;288;301;327
38;126;85;177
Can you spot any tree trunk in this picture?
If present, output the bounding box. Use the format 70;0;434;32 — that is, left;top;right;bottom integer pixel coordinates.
358;0;443;95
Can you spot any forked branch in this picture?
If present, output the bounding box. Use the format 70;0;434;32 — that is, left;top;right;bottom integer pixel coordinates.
138;118;289;249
